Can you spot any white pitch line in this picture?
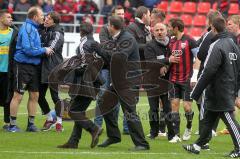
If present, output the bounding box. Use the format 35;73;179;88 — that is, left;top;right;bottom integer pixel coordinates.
0;150;226;156
0;104;150;116
0;112;42;116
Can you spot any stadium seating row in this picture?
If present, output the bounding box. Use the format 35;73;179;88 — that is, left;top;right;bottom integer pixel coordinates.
166;14;207;27
157;1;239;15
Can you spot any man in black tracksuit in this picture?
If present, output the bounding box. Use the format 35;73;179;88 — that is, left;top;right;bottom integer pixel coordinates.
57;22;103;149
96;16;149;151
183;17;240;158
38;12;64;131
196;11;238;141
194;10;222;147
144;23;178;140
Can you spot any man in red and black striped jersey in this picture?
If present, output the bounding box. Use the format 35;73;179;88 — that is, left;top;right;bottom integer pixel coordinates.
167;18;199;143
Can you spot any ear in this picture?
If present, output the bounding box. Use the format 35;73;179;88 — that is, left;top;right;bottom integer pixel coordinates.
213;27;216;32
33;15;37;21
142;13;146;20
211;25;215;32
173;26;178;32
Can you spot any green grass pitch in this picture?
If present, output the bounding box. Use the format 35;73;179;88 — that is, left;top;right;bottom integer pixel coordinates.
0;91;239;159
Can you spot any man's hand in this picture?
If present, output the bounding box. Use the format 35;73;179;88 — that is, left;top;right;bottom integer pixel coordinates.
169;55;180;63
91;42;101;54
45;47;54;56
235;97;240;109
190;69;199;88
160;66;168;76
190;82;196;89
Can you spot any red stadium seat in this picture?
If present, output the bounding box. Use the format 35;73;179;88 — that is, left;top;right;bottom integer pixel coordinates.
183;2;196;14
193;15;206;27
95;16;104;33
212;2;217;10
169;1;183;13
184;27;190;34
198;2;211;14
181;14;193;26
165;14;178;23
190;27;203;37
228;3;239;14
156;1;168;12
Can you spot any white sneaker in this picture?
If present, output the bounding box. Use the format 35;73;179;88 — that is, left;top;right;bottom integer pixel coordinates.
169;135;182;143
158;131;167;137
194;130;199;135
212;130;217;137
182;128;192;141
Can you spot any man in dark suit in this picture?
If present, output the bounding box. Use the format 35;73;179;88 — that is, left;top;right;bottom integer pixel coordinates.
95;16;150;151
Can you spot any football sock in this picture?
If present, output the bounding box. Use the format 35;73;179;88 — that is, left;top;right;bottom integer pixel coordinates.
46;111;53;121
57;116;62;124
185;111;194;129
10;116;17;128
28;116;35;126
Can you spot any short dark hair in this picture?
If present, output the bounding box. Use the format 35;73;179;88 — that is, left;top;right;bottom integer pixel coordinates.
111;5;124;15
27;6;41;19
135;6;149;19
212;17;226;33
47;11;61;24
151;8;166;22
207;9;222;25
79;22;93;36
0;9;9;17
109;16;124;30
169;18;184;32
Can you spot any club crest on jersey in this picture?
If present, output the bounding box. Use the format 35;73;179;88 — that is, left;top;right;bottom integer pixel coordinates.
172;50;183;57
181;42;186;49
229;52;237;64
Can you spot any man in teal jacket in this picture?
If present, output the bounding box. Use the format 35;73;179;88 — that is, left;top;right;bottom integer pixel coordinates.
0;9;18;130
8;6;53;132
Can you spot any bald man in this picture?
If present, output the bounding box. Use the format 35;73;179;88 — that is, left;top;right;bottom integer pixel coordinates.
144;23;179;140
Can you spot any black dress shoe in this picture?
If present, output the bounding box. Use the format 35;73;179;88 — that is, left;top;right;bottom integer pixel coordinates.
182;144;200;154
201;143;210;150
148;134;157;139
57;142;78;149
98;138;121;147
129;146;150;151
90;127;103;148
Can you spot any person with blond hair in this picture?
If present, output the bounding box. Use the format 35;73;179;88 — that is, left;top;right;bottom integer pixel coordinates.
8;7;53;132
